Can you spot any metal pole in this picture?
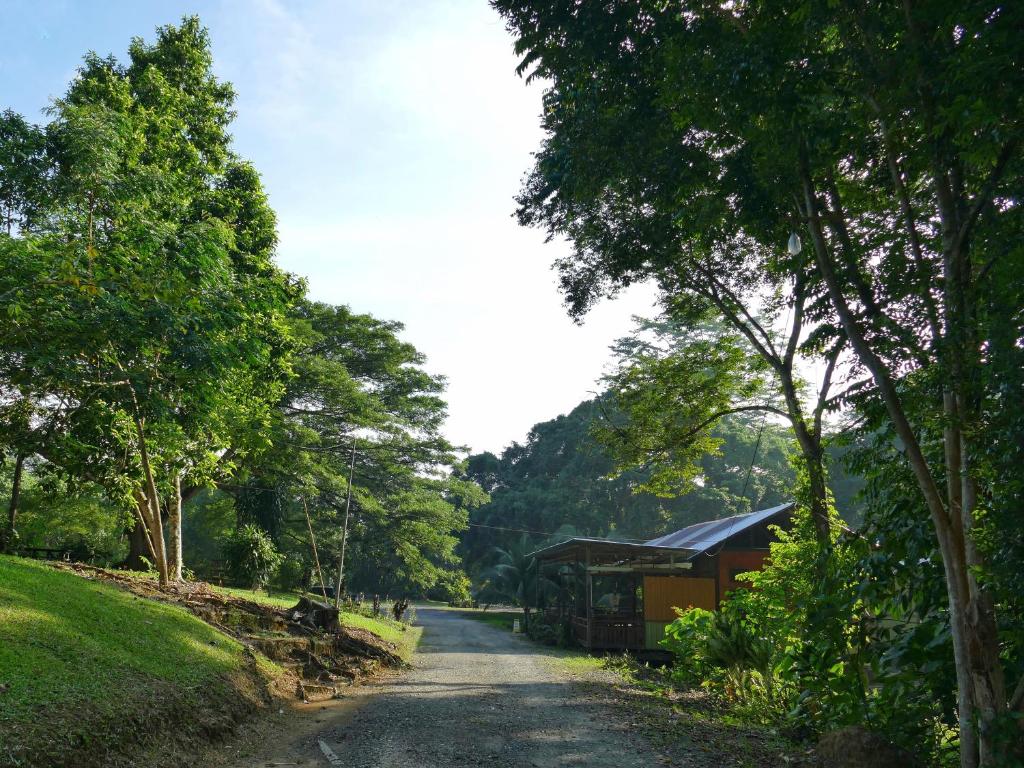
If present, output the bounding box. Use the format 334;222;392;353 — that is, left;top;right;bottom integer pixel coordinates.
334;440;356;609
585;544;593;649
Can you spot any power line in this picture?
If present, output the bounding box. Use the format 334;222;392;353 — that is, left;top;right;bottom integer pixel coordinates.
739;411;768;506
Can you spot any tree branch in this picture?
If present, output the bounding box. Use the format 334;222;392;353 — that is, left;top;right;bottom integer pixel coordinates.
955;137;1018;255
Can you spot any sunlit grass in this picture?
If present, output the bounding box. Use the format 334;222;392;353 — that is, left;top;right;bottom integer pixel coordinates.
208;583;301;609
0;555;272;726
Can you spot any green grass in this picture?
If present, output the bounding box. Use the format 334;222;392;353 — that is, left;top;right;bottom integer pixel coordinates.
0;556;269;723
451;607;522;631
208;583;302;609
340;611;423;659
0;555;283;765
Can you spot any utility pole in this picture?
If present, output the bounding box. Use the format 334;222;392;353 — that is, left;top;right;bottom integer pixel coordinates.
333;440;356;609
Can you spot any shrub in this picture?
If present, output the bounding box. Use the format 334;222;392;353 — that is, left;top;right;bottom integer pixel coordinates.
661;607;715;683
427;569;472;604
222;524;284;591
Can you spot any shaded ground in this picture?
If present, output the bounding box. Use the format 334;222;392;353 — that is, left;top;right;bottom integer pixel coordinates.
211;607;796;768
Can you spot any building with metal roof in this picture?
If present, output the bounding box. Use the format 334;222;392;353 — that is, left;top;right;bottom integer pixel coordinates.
531;502;795;652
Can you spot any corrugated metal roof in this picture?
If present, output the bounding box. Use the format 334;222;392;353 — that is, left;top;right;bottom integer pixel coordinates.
528;537;697;561
644;502;795;553
529;502;795;562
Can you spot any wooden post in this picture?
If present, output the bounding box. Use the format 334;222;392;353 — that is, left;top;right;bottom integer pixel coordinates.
334;441;356;609
302;497;329;601
585;544;593;650
534;561;541;614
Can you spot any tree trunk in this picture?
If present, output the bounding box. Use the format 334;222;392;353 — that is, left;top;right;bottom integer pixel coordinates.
3;454;24;553
799;165;1008;767
782;376;831;549
126;521;153;570
132;415;168;586
167;474;183;582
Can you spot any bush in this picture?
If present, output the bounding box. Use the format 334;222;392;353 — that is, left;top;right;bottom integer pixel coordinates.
661;607;715;683
222;524;284;591
427;569;472;604
273;555;308;592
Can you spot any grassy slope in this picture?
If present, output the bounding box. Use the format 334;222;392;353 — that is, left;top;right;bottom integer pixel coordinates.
0;557;423;767
0;556;260;722
0;555;279;766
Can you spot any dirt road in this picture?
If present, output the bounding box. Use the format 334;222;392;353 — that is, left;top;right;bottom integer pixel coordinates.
220;607;674;768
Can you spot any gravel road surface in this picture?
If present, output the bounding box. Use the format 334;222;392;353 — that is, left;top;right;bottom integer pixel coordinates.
223;607;672;768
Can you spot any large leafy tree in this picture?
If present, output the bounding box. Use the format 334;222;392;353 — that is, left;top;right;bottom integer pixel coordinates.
228;299;484;598
493;1;1022;763
0;18;297;584
492;2;845;551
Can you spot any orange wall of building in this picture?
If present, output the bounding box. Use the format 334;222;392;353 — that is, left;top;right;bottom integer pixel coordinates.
643;576;717;620
718;550;768;601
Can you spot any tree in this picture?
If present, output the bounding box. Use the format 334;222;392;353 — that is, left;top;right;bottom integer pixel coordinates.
492;1;844;552
0;18;296;585
493;2;1023;763
226;299;484;599
459;398;813;575
478;534;553;628
598;316;787;498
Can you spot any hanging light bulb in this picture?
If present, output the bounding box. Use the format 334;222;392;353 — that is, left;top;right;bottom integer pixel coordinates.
787;232;802;255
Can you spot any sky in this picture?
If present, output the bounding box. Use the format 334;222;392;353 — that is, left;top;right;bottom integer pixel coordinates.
0;0;658;456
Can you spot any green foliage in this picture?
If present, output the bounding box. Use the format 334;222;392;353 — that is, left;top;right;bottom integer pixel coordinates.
477;533;552;610
599;316;774;497
0;460;130;563
461;400;805;573
663;603;784;720
0;17;298;585
232;298;483;598
660;607;716;683
525;612;571;646
222;524;284;591
427;569;473;605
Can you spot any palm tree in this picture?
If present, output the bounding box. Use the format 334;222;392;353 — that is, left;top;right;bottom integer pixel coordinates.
478;533;557;630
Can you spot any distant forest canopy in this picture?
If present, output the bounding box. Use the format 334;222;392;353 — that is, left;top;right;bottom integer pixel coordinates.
458;396;864;575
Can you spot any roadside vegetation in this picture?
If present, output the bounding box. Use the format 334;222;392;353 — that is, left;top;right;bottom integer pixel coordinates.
483;3;1023;767
0;554;421;767
104;570;421;658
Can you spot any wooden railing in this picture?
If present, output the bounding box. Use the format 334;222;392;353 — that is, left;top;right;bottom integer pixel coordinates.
573;614;645;650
